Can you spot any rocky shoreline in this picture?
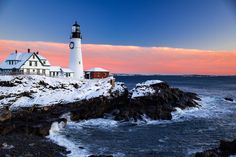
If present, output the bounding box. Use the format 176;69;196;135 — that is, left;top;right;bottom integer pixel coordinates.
0;133;68;157
0;75;201;156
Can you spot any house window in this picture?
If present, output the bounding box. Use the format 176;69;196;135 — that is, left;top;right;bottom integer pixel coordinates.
42;69;46;75
33;55;35;59
56;72;59;76
33;69;35;72
35;61;37;66
53;72;55;76
37;69;40;75
43;61;46;64
29;61;32;66
66;73;70;77
27;69;30;74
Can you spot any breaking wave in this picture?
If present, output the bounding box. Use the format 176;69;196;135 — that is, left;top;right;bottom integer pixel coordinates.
47;121;90;157
130;95;234;125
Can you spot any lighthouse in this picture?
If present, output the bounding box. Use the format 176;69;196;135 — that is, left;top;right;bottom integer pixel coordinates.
69;21;84;79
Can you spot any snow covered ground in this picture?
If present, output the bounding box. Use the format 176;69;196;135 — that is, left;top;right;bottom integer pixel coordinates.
0;75;125;111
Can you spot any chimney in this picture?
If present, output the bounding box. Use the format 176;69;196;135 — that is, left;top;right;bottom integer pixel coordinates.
15;50;17;54
36;51;39;54
28;49;30;53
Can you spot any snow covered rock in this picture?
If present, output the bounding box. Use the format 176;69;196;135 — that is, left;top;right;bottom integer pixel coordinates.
0;75;125;110
131;80;164;98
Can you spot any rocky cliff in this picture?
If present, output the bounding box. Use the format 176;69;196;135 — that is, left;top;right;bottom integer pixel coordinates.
0;75;200;137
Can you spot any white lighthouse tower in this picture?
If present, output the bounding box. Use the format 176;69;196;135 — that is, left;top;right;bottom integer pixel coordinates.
69;21;84;79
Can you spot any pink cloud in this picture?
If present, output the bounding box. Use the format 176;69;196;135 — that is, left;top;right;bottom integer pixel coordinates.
0;39;236;75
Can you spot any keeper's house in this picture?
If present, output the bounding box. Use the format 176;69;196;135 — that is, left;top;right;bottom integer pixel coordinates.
85;67;110;79
0;49;74;78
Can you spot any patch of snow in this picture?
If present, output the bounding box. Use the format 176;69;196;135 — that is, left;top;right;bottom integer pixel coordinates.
131;80;163;98
1;142;14;150
136;80;163;87
131;86;156;98
0;75;125;110
86;67;109;72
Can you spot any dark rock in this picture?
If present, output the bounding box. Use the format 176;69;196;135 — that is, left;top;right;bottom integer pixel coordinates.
111;82;200;121
0;109;12;122
38;80;49;87
71;83;80;89
0;133;68;157
224;97;233;102
0;81;15;87
18;91;33;99
219;139;236;156
195;139;236;157
195;150;219;157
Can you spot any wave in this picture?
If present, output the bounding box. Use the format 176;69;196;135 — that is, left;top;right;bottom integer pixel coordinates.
171;96;233;122
47;118;120;157
47;121;90;157
67;118;119;130
129;96;234;126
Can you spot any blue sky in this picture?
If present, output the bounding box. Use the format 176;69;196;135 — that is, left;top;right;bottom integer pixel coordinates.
0;0;235;50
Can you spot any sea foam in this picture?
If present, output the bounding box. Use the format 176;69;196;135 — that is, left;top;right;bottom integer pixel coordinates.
47;121;90;157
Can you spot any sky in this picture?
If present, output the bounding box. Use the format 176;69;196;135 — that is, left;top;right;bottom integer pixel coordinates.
0;0;236;75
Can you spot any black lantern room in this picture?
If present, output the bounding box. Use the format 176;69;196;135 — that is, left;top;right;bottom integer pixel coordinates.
71;21;82;39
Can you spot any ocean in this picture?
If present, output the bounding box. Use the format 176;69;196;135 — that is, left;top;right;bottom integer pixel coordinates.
49;75;236;157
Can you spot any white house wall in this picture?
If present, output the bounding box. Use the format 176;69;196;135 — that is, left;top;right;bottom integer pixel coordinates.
21;54;50;76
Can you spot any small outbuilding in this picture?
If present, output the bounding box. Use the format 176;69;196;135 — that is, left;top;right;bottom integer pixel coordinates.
85;67;109;79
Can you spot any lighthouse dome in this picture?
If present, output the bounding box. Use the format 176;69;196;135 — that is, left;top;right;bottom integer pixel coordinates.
73;21;80;27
